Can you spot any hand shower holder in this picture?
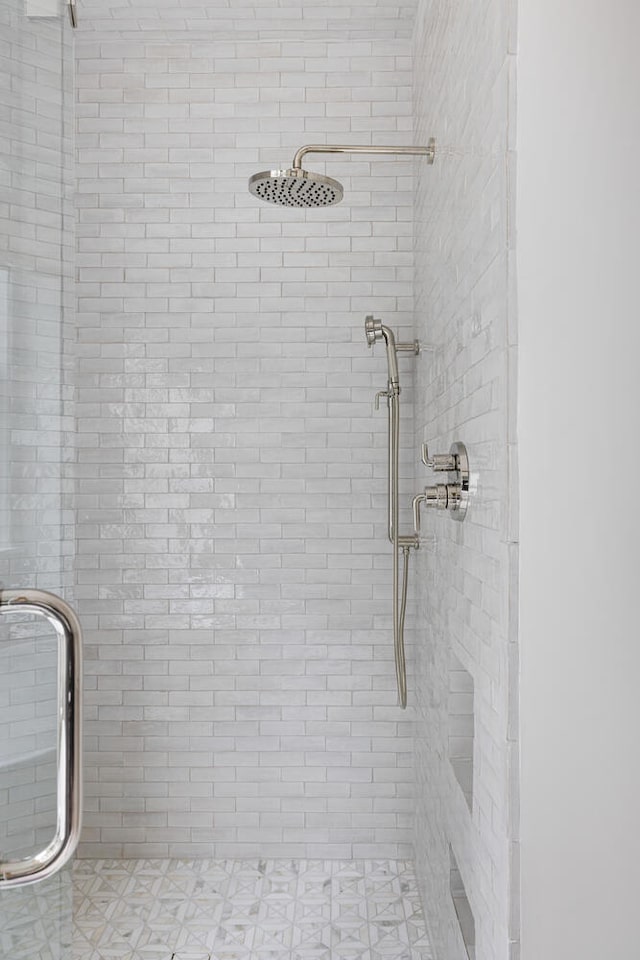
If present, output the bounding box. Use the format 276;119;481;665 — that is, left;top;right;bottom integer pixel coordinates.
413;441;471;531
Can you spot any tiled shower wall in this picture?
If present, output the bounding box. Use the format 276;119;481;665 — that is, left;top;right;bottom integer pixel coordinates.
412;1;518;959
74;9;420;859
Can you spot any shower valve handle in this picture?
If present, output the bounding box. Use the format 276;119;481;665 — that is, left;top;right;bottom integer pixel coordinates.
413;441;471;527
424;483;460;509
413;484;463;535
375;390;390;410
421;442;457;472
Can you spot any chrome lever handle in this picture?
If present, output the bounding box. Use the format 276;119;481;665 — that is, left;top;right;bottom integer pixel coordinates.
67;0;77;27
375;389;390;410
413;484;458;538
412;493;426;536
421;442;457;472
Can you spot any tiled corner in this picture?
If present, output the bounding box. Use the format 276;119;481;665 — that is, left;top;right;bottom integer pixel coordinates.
412;0;519;957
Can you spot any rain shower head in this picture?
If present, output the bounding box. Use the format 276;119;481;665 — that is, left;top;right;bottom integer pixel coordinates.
248;140;436;208
248;167;344;208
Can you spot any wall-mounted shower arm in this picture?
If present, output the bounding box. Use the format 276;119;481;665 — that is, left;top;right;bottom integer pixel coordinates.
249;140;435;208
292;141;436;170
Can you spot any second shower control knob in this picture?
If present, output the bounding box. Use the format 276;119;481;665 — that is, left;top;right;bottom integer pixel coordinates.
424;483;459;510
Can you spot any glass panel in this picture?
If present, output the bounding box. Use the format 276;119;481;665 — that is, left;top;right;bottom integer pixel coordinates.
0;611;58;861
0;0;74;952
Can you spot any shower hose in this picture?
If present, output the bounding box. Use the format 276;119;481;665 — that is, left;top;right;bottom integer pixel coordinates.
389;389;411;709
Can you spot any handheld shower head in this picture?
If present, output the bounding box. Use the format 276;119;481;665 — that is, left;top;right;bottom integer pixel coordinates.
364;315;399;387
365;316;384;347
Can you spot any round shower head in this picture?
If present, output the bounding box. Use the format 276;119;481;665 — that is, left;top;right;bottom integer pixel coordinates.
248;167;344;208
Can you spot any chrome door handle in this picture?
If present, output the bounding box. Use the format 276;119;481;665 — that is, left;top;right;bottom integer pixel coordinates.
0;590;82;887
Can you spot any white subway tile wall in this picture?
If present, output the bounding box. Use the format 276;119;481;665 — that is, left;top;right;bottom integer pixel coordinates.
74;4;420;860
412;2;518;960
74;0;419;42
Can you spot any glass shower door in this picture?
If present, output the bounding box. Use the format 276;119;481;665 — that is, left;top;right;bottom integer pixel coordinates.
0;0;76;954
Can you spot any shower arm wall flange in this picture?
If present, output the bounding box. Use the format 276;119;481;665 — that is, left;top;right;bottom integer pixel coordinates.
292;139;436;170
397;341;421;356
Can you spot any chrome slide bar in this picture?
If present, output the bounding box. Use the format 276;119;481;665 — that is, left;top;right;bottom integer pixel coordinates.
0;590;82;887
365;317;419;709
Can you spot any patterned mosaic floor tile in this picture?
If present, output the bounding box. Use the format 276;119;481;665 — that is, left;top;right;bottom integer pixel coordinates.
0;858;433;959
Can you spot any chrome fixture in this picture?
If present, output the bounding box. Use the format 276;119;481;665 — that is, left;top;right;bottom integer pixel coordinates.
413;442;471;532
366;316;420;709
249;139;436;208
67;0;78;27
0;590;82;887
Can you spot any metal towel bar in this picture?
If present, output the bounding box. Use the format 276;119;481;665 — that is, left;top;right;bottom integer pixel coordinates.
0;589;82;887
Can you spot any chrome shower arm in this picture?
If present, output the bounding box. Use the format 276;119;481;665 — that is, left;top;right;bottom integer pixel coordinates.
249;139;436;208
292;141;436;170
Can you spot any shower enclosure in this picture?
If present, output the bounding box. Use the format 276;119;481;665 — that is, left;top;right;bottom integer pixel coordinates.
0;0;528;954
0;0;76;954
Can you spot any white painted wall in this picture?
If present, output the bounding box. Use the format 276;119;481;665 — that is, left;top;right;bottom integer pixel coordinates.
517;1;640;956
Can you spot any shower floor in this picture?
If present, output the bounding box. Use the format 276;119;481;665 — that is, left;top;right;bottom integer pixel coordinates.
70;858;432;960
